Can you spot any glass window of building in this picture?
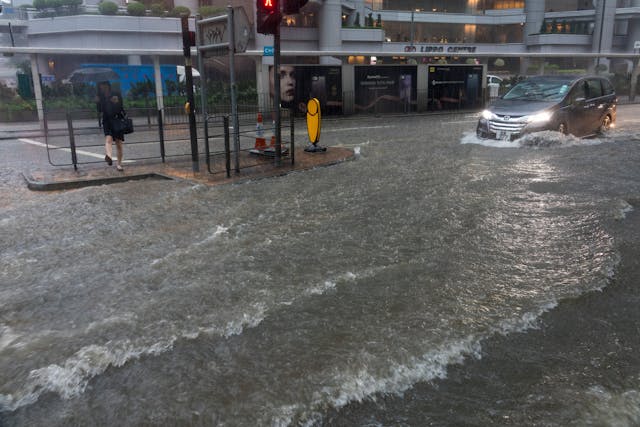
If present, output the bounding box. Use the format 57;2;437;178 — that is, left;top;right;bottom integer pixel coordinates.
546;0;594;11
383;21;522;43
368;0;523;12
281;11;318;27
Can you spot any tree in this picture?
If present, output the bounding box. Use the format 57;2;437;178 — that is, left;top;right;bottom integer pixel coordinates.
98;0;118;15
127;1;146;16
198;6;224;17
168;5;190;17
149;3;164;16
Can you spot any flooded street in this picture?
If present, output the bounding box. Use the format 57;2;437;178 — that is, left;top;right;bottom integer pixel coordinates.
2;109;640;426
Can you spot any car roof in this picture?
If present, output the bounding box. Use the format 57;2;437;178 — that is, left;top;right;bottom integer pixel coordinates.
523;75;607;85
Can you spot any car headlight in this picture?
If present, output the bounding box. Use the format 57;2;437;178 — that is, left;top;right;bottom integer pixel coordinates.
526;111;552;123
481;110;495;120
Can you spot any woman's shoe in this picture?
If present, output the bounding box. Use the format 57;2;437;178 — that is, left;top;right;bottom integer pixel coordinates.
105;155;112;166
116;164;124;171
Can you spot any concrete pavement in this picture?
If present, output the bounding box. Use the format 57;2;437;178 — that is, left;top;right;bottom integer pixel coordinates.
22;146;355;191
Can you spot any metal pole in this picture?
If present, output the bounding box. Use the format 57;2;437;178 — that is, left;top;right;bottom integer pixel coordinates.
274;23;282;166
66;113;78;171
181;14;199;173
158;109;166;162
290;110;294;165
204;117;213;173
8;22;15;47
29;54;44;128
596;0;607;73
224;115;231;178
228;6;241;173
196;14;211;173
410;10;414;49
196;15;213;173
152;55;164;120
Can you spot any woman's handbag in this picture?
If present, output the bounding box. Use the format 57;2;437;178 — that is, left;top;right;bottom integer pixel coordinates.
112;112;134;135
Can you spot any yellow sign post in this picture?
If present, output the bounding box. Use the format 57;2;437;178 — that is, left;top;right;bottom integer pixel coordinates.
305;98;326;152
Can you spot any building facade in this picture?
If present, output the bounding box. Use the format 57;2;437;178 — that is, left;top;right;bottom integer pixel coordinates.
2;0;639;116
250;0;640;112
266;0;640;72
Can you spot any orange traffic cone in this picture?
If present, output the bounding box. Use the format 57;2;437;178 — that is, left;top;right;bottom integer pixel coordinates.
270;119;276;147
254;113;266;150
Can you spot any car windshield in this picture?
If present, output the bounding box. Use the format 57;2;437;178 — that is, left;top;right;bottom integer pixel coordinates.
502;79;571;101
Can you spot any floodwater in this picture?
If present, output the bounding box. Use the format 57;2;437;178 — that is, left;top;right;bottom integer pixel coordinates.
2;112;640;426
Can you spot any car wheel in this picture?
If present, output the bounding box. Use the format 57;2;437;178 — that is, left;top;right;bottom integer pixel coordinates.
598;115;612;135
558;122;568;135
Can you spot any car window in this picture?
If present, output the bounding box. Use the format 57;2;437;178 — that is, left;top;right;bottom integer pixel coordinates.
569;82;587;102
586;79;603;99
503;79;572;101
602;79;614;95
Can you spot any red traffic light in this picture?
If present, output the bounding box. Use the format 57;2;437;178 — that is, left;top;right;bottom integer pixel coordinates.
262;0;275;10
256;0;281;34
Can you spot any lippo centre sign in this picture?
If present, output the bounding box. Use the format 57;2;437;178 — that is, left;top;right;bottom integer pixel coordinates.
404;45;478;53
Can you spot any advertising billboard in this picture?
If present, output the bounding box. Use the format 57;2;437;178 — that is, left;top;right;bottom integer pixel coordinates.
427;65;484;111
354;66;417;114
268;65;342;115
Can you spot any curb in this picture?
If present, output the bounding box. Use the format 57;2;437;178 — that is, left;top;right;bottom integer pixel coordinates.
22;172;173;191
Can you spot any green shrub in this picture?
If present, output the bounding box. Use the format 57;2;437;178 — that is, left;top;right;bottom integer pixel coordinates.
198;5;224;17
127;1;146;16
33;0;47;9
149;3;164;16
168;5;190;17
0;82;17;101
98;1;118;15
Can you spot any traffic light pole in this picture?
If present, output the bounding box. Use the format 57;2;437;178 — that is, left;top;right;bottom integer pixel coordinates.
228;6;241;173
273;23;282;166
181;14;199;173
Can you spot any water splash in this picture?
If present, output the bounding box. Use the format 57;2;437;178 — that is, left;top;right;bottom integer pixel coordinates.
461;130;605;148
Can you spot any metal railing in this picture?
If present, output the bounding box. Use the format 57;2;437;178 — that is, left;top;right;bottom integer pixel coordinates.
42;107;296;176
203;108;295;177
43;107;201;170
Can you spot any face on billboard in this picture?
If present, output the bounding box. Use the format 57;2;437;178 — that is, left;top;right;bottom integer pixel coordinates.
269;65;296;104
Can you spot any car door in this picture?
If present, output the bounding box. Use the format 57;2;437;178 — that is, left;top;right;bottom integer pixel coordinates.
584;78;604;135
565;80;589;135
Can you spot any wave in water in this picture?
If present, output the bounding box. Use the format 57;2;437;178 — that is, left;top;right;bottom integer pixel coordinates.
460;131;604;148
579;385;640;426
0;269;363;414
271;300;567;426
0;300;265;413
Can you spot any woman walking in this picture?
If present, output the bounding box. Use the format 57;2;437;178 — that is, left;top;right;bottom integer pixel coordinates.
97;81;125;171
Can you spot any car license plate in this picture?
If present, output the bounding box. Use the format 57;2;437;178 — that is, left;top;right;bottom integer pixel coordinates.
496;131;512;140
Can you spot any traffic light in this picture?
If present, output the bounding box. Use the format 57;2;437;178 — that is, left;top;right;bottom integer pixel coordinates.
256;0;281;35
282;0;308;15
